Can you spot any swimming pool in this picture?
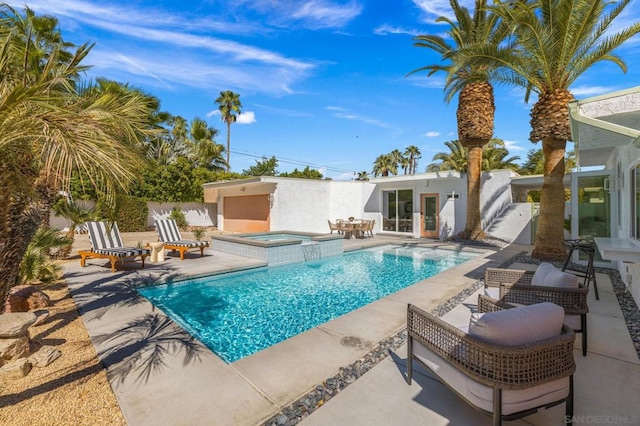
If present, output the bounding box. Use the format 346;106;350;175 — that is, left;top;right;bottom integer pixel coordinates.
137;245;477;362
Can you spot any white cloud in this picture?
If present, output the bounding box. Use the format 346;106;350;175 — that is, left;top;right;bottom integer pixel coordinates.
8;0;315;95
412;0;475;22
206;110;255;124
374;24;420;37
406;75;446;89
502;140;526;152
326;107;391;129
570;85;617;97
232;0;362;30
424;131;440;137
237;111;256;124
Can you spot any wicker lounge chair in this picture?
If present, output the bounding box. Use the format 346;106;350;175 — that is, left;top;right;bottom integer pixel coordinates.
484;266;590;356
79;221;150;272
407;295;576;426
155;219;209;260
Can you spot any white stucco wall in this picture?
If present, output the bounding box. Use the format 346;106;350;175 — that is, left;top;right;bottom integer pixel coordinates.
49;201;215;230
147;202;216;227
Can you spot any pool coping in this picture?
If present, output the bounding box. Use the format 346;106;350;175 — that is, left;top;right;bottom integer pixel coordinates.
63;237;529;426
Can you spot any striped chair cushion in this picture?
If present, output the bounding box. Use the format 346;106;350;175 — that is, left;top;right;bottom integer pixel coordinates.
95;248;150;257
87;221;124;250
155;219;183;242
165;241;208;248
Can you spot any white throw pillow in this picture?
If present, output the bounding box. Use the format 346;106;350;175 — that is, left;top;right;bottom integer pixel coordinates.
531;262;578;288
469;302;564;346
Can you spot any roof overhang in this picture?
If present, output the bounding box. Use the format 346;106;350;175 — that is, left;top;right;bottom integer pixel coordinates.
202;177;277;202
569;86;640;167
369;171;461;184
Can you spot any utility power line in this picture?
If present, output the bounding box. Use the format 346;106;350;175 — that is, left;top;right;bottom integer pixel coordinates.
230;149;363;175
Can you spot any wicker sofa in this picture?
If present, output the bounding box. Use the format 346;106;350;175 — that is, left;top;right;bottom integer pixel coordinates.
484;266;590;356
407;295;576;426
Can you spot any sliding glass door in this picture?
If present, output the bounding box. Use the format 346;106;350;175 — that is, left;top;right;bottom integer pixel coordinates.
382;189;413;232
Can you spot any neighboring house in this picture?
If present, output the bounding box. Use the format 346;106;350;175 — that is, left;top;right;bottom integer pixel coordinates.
568;85;640;307
202;169;534;244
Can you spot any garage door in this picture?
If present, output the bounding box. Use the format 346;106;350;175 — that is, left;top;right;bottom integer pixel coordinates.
224;194;270;232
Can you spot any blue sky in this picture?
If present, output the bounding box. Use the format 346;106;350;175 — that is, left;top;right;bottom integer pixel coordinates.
9;0;640;179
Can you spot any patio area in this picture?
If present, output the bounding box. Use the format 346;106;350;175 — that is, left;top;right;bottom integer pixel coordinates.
62;234;640;425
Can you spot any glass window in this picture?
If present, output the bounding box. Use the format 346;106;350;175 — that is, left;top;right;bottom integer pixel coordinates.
634;165;640;239
382;189;413;232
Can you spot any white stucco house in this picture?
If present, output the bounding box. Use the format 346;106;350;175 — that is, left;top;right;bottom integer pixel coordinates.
568;85;640;307
203;168;535;245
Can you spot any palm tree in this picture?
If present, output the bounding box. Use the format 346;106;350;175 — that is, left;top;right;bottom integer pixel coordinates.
481;139;520;171
409;0;508;240
404;145;421;174
400;156;411;175
372;154;397;177
187;117;226;171
429;140;468;172
356;171;370;181
389;149;404;172
52;198;97;259
0;5;158;310
215;90;242;173
462;0;640;259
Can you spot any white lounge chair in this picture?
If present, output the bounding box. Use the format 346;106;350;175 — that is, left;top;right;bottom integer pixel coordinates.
155;219;209;260
79;221;149;272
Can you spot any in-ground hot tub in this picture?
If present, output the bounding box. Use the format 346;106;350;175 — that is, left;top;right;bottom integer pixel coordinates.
211;231;344;266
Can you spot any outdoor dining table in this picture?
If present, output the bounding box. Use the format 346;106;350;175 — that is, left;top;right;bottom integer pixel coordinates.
338;220;364;239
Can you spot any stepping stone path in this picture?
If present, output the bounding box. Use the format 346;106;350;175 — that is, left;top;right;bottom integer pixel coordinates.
0;310;60;381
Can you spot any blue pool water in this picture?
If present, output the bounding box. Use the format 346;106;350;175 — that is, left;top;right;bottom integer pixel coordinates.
242;233;312;241
137;245;477;362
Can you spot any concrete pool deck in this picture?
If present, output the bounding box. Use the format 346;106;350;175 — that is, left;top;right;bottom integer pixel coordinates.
63;234;639;425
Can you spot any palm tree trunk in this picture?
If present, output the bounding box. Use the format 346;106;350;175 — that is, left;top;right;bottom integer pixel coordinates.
531;138;567;260
460;141;485;240
0;174;55;312
226;121;231;173
0;196;44;313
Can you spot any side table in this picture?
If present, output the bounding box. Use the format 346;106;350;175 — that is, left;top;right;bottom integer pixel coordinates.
149;241;165;263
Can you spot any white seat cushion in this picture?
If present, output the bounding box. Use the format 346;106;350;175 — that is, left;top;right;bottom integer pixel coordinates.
413;342;570;415
469;302;564;346
483;286;500;299
532;263;578;288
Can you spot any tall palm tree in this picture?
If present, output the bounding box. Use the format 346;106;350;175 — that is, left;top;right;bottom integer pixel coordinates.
372;154;397;177
463;0;640;259
409;0;508;240
215;90;242;173
0;5;158;310
404;145;421;174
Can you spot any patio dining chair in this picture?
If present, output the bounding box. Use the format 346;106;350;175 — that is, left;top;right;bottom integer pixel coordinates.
484;264;590;356
407;295;576;426
79;221;150;272
327;220;341;234
155;219;210;260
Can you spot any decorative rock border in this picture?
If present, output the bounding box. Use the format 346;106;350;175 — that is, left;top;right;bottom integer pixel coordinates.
263;250;640;426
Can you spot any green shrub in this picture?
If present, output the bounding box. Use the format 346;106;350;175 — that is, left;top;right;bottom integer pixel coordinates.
169;206;188;229
97;194;148;232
